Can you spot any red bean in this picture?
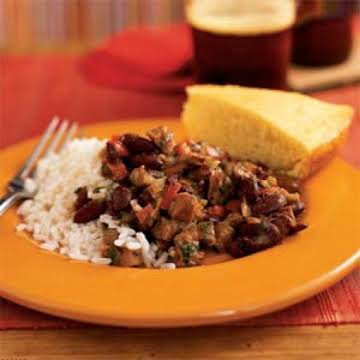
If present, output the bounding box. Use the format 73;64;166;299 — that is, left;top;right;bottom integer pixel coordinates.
238;222;261;237
238;220;281;243
110;186;131;212
74;187;89;210
122;134;156;154
238;234;276;255
137;189;153;207
291;201;305;215
74;200;107;223
252;187;287;215
289;223;308;234
226;241;244;258
238;177;259;202
129;153;163;170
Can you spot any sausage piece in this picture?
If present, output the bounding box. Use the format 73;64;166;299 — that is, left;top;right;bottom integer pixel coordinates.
74;200;107;223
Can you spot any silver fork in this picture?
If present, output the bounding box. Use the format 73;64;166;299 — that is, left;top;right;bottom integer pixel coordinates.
0;117;78;216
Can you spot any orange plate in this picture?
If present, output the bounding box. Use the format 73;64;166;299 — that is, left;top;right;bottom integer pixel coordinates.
0;119;359;327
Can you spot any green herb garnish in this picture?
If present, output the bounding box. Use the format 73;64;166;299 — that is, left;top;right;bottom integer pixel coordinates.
181;244;194;263
258;222;269;234
198;222;211;241
108;246;120;265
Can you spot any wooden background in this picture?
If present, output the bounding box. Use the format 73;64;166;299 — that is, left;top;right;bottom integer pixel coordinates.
2;325;360;359
0;0;184;52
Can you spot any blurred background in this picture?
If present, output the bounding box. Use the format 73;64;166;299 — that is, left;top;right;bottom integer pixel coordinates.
1;0;359;147
0;0;185;52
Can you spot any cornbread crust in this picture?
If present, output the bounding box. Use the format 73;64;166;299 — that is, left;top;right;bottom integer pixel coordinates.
290;126;350;178
182;85;353;179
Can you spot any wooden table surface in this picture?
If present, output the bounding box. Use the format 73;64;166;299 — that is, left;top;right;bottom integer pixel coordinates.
1;325;359;359
1;54;359;359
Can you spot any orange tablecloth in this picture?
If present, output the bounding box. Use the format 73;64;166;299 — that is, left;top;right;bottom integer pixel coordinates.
0;54;359;329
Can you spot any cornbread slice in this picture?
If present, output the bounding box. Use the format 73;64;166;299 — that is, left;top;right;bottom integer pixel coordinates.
182;85;353;178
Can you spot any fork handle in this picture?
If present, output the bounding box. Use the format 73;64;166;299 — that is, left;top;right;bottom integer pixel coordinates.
0;192;23;216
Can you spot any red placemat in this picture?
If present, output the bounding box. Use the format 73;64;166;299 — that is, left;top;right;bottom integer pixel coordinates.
78;17;360;93
0;54;359;329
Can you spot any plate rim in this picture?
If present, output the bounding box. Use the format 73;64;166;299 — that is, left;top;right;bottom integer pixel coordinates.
0;251;358;328
0;119;359;328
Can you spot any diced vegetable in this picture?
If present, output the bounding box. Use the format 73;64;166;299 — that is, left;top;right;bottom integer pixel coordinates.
106;162;129;181
160;182;181;210
134;204;154;227
169;193;203;222
110;137;129;157
207;205;226;218
225;200;242;212
75;125;307;268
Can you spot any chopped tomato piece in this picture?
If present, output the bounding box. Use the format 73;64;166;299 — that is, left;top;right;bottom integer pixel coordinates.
175;142;191;156
225;200;242;212
135;204;154;226
207;205;226;218
164;163;186;175
107;162;128;181
160;182;182;210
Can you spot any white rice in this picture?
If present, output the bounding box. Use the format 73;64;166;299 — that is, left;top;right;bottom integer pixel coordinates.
16;138;176;269
99;214;173;268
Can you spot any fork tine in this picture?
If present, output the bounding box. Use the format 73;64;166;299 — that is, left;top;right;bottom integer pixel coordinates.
60;121;78;151
16;117;59;179
44;119;69;157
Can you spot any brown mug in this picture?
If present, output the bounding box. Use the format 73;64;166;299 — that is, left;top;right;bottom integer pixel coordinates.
185;0;296;89
292;0;355;66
